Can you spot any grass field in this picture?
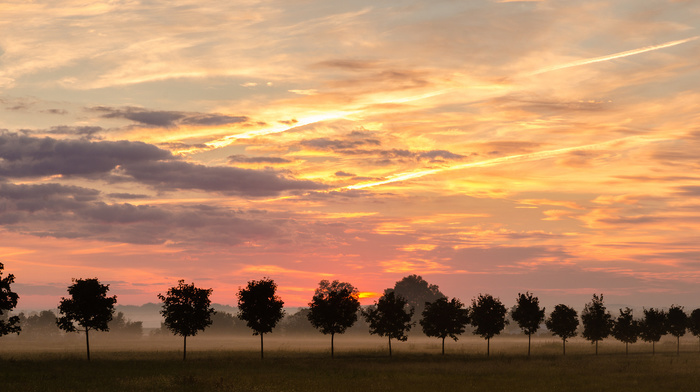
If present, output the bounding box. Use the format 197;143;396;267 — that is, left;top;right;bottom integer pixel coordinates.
2;335;700;391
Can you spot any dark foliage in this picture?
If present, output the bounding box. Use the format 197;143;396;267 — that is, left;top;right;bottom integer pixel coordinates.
511;292;545;356
307;280;361;358
362;291;414;356
158;280;215;360
667;305;688;355
420;297;470;354
611;307;638;355
639;307;667;355
57;278;117;360
0;262;20;337
469;294;507;356
109;311;143;336
19;310;60;337
545;304;579;355
689;308;700;352
385;275;444;322
581;294;612;354
237;278;285;359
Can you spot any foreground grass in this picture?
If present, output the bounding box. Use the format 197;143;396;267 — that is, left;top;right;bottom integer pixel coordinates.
2;349;700;391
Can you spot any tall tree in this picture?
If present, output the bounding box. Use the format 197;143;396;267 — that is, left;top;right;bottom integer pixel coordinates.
611;307;638;355
581;294;612;355
420;297;470;355
307;280;361;358
510;292;545;356
158;280;215;361
639;307;667;355
688;308;700;352
0;262;21;338
385;275;444;322
362;291;414;357
469;294;507;357
237;278;285;359
57;278;117;360
667;305;687;356
546;304;579;355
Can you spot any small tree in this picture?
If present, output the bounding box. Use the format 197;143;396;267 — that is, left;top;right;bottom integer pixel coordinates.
546;304;579;355
307;280;361;358
386;275;444;322
0;262;21;338
511;292;545;356
420;297;469;355
469;294;507;357
612;307;638;355
688;308;700;352
237;278;285;359
639;307;667;355
158;280;215;361
362;291;414;357
667;305;688;356
581;294;612;355
57;278;117;360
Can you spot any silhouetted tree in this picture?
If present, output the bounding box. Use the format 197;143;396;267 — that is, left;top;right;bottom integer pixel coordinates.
307;280;361;358
237;278;285;359
688;308;700;352
280;308;316;334
546;304;579;355
612;307;638;355
158;280;215;361
581;294;612;355
386;275;444;322
511;292;545;356
109;311;143;336
469;294;507;357
667;305;687;356
0;262;20;338
362;291;414;357
21;310;60;337
420;297;470;355
57;278;117;360
639;307;667;355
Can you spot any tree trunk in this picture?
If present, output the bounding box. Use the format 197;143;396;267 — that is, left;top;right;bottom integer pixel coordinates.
261;333;264;360
626;342;628;356
677;336;680;356
331;332;335;359
487;337;490;357
442;337;445;355
652;341;655;355
563;338;566;356
595;340;598;355
183;335;187;361
388;336;392;357
528;333;531;357
85;327;90;361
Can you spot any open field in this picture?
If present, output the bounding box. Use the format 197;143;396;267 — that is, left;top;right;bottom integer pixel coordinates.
2;335;700;391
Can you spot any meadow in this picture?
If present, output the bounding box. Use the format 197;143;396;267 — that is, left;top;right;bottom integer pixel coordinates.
2;335;700;391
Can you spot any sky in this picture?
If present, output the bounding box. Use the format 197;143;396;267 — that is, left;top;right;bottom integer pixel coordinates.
1;0;700;311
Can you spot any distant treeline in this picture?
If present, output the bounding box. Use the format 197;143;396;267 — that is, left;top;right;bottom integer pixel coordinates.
2;265;700;360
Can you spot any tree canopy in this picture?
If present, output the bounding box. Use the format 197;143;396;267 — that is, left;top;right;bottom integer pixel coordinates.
158;280;215;360
511;292;545;356
469;294;507;356
57;278;117;360
363;291;414;357
386;275;444;321
237;278;285;359
420;296;470;355
611;307;638;355
639;307;667;355
0;262;20;338
689;308;700;351
667;305;688;355
307;280;361;358
581;294;612;355
546;304;579;355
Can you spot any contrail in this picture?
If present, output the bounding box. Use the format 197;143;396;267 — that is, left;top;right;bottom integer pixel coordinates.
346;135;659;190
532;36;700;75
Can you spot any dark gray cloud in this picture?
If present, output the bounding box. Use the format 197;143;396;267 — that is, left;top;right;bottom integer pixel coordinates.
46;125;103;140
91;106;248;128
0;131;171;178
123;160;325;196
300;137;381;150
300;137;465;162
107;192;149;199
334;171;355;177
228;155;292;164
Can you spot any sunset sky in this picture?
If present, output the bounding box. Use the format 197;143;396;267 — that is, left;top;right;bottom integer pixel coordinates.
2;0;700;310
